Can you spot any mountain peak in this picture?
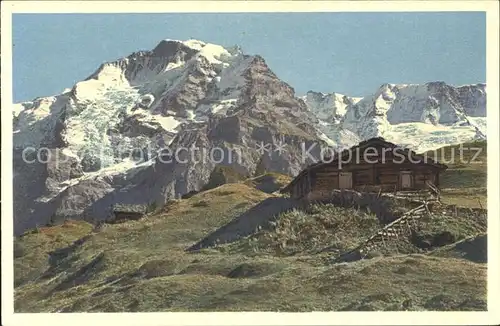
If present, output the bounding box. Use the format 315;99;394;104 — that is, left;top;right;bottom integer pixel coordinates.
151;39;201;58
155;39;238;65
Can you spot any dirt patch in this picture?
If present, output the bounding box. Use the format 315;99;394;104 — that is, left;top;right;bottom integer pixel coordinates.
132;259;182;279
52;252;106;292
245;173;292;194
412;231;457;249
423;294;460;310
178;262;237;277
393;266;414;275
431;234;487;263
192;200;209;208
340;292;408;311
227;261;286;279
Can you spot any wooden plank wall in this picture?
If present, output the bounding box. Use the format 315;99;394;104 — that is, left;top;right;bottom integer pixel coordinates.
291;170;314;199
314;169;339;192
306;162;440;196
290;146;442;199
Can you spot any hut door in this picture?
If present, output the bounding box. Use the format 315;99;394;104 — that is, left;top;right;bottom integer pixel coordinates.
339;172;352;189
400;171;412;189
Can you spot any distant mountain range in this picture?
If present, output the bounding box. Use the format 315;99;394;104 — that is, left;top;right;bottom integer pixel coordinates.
302;82;486;152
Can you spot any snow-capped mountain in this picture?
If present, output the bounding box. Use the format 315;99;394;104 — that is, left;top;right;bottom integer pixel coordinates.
14;40;249;169
12;38;487;235
303;82;487;152
12;39;334;235
301;91;363;147
302;91;362;123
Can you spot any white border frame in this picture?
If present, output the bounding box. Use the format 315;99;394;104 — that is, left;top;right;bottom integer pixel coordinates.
2;1;499;325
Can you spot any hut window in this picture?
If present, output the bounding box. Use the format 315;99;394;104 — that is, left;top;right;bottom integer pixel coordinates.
400;171;413;189
339;172;353;189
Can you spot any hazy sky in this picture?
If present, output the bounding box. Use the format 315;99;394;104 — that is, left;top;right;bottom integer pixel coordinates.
12;12;486;102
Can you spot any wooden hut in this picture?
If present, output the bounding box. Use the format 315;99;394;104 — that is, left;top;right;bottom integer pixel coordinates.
111;204;147;223
281;137;447;201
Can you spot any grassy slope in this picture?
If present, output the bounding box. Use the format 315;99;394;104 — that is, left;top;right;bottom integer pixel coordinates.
424;140;487;208
15;182;487;312
13;141;488;312
224;203;486;258
14;220;94;287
